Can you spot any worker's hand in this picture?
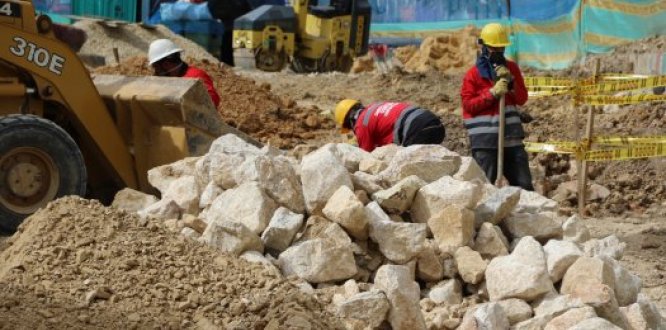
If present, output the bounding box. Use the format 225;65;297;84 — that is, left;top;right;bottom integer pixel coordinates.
518;110;534;123
495;65;512;81
490;78;509;98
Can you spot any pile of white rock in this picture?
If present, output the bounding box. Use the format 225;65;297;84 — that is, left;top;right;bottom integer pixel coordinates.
113;134;665;330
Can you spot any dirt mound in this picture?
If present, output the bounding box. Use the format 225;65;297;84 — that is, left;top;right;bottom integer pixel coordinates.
75;20;218;66
94;57;336;149
0;197;341;329
398;26;479;74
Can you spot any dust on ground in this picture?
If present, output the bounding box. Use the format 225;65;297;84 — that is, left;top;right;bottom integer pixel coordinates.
0;197;342;329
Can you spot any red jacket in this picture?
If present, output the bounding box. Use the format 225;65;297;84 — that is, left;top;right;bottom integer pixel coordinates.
460;61;528;119
353;102;413;152
183;66;220;108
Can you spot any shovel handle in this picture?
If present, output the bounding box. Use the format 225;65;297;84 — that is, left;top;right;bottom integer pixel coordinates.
496;95;506;186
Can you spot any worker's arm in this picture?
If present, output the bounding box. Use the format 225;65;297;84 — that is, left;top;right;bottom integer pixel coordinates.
507;63;528;106
461;70;496;116
355;126;375;152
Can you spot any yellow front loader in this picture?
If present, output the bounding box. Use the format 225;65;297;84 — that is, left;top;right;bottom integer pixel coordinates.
0;0;258;232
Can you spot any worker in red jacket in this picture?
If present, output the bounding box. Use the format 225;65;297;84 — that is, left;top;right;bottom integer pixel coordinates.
148;39;221;108
334;99;445;152
460;23;533;190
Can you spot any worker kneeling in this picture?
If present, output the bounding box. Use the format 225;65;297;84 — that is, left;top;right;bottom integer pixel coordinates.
148;39;221;107
334;99;445;152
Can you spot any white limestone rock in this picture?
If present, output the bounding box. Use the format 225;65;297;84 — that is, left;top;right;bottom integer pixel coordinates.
428;205;476;254
200;221;263;256
474;186;521;228
454;246;487;285
278;239;357;283
301;145;353;215
411;176;482;223
379;145;461;185
372;175;425;213
112;188;158;213
453;156;489;183
367;202;426;264
204;182;277;235
261;207;304;252
544;240;584;282
562;215;591;244
486;236;553;302
473;223;510;259
374;265;426;330
502;212;563;241
322;186;369;240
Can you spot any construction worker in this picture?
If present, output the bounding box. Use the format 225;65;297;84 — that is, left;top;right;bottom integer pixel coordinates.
334;100;445;152
148;39;221;107
460;23;534;190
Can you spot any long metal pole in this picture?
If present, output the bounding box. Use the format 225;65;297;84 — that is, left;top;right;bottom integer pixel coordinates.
496;95;506;186
578;58;600;215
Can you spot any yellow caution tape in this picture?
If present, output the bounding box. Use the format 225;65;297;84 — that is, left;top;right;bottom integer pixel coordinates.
585;144;666;161
524;76;575;87
592;136;666;145
578;93;666;105
578;75;666;94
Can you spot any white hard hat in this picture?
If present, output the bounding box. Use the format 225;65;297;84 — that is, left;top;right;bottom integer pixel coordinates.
148;39;183;65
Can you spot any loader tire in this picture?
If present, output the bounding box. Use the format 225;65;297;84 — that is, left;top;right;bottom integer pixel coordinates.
0;115;86;233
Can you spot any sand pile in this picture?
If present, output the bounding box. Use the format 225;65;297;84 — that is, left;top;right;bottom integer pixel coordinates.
398;26;479;74
74;20;218;66
93;57;335;149
0;197;341;329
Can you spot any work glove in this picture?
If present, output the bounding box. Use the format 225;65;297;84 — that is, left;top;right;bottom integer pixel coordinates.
495;65;512;81
490;78;509;99
518;110;534;123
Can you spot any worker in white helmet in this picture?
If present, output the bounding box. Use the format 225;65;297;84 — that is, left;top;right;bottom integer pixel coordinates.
148;39;220;107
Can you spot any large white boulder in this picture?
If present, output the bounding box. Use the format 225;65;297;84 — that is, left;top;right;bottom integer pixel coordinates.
261;207;304;252
198;182;223;210
568;283;628;329
200;221;263;256
459;302;509;330
162;175;201;214
207;134;261;189
515;190;558;213
334;143;374;173
474;186;521;228
428;205;475;254
601;256;642;307
372;175;425;213
295;216;352;247
204;182;277;235
486;236;553;302
323;186;368;240
379;145;461;185
502;212;563;241
621;296;666;330
544;306;597;330
234;155;305;213
411;176;482;223
497;298;533;325
416;241;445;282
544;240;583;282
147;157;199;194
137;199;180;220
366;202;426;264
569;317;622;330
359;157;388;175
374;265;427;330
301;146;353;215
278;239;357;283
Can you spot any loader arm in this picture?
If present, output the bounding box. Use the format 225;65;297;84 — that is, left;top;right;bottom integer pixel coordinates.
0;1;138;189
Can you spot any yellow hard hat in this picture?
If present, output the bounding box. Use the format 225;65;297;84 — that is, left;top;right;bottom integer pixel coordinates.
480;23;511;47
334;99;360;134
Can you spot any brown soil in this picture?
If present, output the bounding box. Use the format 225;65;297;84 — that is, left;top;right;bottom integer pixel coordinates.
94;57;336;149
400;25;479;74
0;197;342;329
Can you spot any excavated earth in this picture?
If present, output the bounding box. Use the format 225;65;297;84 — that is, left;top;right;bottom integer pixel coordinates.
0;197;342;329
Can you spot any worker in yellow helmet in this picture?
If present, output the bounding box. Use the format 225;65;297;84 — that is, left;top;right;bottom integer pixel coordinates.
460;22;534;190
334;99;445;152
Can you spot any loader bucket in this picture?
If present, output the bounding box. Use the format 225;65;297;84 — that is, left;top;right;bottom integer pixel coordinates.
92;74;261;191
